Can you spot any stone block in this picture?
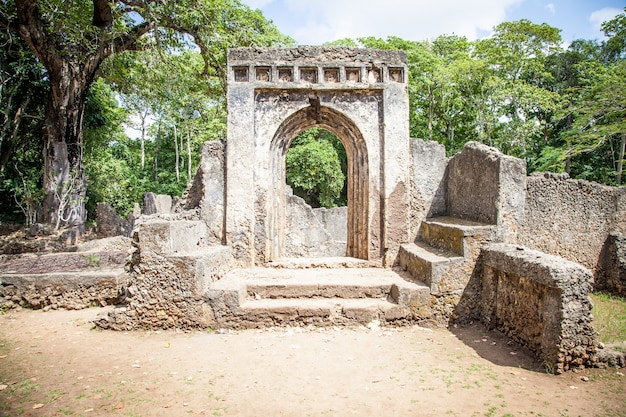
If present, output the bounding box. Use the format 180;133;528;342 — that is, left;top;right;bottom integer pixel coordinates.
481;243;596;373
142;192;172;215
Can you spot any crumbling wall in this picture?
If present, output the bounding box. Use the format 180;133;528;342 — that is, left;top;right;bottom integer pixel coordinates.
95;225;233;331
597;232;626;296
183;141;225;245
0;250;128;310
95;202;133;238
446;142;526;243
409;138;447;241
285;189;347;258
481;243;596;374
520;173;626;273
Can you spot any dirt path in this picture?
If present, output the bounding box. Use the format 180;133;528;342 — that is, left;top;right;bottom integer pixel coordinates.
0;307;623;417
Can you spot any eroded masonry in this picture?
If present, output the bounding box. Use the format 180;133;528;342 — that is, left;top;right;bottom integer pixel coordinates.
2;47;625;373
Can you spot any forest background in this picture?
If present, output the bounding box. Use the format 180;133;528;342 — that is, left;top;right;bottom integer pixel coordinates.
0;1;624;229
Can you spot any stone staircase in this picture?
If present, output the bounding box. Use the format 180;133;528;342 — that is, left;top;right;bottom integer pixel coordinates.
206;260;430;329
398;216;498;295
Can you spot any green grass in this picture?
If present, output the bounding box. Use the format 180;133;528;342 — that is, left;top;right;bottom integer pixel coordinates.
591;292;626;344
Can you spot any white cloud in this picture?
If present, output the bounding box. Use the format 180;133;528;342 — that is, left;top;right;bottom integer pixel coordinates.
279;0;523;44
244;0;275;9
544;3;556;14
589;7;622;35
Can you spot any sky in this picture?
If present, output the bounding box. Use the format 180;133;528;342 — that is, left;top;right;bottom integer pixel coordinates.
241;0;625;46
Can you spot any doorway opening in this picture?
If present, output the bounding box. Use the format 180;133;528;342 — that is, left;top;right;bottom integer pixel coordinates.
268;104;369;261
284;127;348;257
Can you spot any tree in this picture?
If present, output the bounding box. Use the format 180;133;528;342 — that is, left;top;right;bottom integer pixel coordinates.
0;30;47;223
286;128;346;208
0;0;291;230
602;7;626;62
474;20;563;158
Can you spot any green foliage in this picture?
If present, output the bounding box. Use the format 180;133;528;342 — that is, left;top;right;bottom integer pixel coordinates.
0;30;48;223
2;2;626;226
591;292;626;344
286;128;346;208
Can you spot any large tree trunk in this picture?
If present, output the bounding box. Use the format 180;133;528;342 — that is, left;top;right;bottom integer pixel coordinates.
41;67;91;230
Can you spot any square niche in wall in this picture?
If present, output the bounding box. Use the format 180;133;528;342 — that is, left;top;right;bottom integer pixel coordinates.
278;67;293;82
389;68;404;83
346;68;360;83
367;67;381;83
234;67;249;82
255;66;271;82
324;68;339;83
300;67;317;83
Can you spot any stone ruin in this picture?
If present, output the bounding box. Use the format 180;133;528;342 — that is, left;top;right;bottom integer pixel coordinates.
2;47;626;373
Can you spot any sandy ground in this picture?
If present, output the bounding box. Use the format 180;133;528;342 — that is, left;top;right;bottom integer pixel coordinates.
0;307;623;417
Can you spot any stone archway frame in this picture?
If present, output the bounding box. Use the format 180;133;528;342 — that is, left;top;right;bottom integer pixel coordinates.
225;47;410;267
269;100;370;261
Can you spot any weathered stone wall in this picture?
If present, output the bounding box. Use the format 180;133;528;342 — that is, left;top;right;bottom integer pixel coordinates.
227;46;410;265
446;142;526;243
519;173;626;273
183;141;225;245
597;232;626;296
96;237;233;331
408;138;447;241
285;189;347;258
0;250;128;310
0;271;126;310
481;243;596;374
95;202;132;238
142;192;172;215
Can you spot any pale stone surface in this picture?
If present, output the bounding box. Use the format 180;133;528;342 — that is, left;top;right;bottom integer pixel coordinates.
446;141;526;243
226;47;410;265
409;138;447;241
285;188;346;258
142;192;172;215
519;173;626;272
184;141;225;245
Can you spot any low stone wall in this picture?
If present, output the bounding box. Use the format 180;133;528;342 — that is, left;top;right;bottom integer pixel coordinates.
0;271;127;310
0;251;128;310
520;173;626;273
285;190;347;258
480;243;596;374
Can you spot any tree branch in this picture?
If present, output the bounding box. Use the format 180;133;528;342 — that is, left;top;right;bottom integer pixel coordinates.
14;0;54;67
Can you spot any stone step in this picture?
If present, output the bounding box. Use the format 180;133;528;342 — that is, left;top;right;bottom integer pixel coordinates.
398;242;463;293
136;219;207;255
206;267;430;329
420;216;497;256
238;298;407;327
267;257;379;269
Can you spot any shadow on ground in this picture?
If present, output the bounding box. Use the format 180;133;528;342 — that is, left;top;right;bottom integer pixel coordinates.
448;322;547;373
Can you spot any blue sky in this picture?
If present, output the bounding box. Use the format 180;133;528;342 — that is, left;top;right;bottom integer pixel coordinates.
241;0;625;45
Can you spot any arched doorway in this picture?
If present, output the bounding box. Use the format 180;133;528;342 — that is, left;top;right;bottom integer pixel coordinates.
226;47;410;267
269;103;369;261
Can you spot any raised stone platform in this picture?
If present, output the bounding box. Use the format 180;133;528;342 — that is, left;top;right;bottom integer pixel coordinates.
0;251;128;310
206;266;429;329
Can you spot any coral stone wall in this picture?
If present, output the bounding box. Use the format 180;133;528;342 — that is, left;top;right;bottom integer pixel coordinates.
481;244;596;374
519;173;626;273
